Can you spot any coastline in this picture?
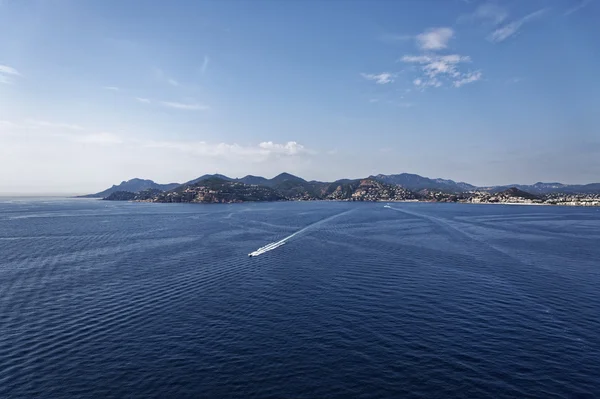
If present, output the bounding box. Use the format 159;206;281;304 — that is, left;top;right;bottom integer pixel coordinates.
94;198;600;207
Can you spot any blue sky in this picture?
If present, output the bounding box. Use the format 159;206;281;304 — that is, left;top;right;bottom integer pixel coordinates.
0;0;598;193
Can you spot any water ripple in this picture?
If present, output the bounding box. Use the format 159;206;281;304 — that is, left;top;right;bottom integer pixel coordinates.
1;201;599;398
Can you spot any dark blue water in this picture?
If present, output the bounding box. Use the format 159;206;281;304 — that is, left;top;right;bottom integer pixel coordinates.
1;199;599;398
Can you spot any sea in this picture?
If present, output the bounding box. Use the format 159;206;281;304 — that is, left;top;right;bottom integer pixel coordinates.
1;198;599;398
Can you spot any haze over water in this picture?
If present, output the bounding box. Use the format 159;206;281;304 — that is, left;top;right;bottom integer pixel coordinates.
1;199;599;398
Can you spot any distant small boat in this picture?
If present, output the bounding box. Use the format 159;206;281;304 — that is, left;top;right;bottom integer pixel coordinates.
384;203;391;208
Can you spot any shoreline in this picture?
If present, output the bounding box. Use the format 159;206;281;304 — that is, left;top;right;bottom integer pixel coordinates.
92;198;600;208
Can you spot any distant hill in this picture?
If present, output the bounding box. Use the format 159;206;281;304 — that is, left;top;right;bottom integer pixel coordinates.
483;182;600;195
371;173;476;193
103;188;165;201
183;172;307;188
498;187;540;200
78;178;180;198
238;175;270;186
104;191;137;201
323;178;418;201
154;177;285;203
184;174;233;186
268;172;307;186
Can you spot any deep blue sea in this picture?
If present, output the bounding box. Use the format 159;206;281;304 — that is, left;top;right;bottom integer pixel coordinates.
1;198;599;398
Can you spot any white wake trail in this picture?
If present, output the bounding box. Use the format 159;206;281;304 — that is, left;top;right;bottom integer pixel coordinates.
248;208;354;257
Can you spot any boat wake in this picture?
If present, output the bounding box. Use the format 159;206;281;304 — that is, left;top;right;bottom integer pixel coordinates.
248;209;354;257
248;239;287;257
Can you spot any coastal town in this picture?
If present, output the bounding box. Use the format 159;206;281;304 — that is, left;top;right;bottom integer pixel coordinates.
101;175;600;207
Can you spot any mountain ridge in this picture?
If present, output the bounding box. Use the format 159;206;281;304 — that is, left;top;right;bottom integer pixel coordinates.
80;172;600;198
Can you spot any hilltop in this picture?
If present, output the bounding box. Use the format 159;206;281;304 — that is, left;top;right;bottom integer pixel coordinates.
78;178;180;198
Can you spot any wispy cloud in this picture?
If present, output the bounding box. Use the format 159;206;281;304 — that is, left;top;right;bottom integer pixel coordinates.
103;86;120;91
0;120;21;129
391;101;414;108
75;132;123;145
160;101;209;111
0;64;22;84
136;97;151;103
0;119;122;145
0;119;85;130
488;8;548;43
0;65;21;76
564;0;593;16
461;3;509;25
144;140;311;159
361;72;395;84
201;56;210;74
154;68;181;87
416;27;454;50
453;71;482;87
26;120;84;130
402;54;480;88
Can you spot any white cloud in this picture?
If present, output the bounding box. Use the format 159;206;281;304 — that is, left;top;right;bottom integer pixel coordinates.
0;64;22;84
0;130;319;193
201;56;210;74
416;27;454;50
565;0;592;16
453;71;483;87
167;78;179;86
160;101;209;111
258;141;307;155
361;72;395;84
136;97;151;103
488;8;548;43
402;54;478;89
103;86;120;91
414;77;442;88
